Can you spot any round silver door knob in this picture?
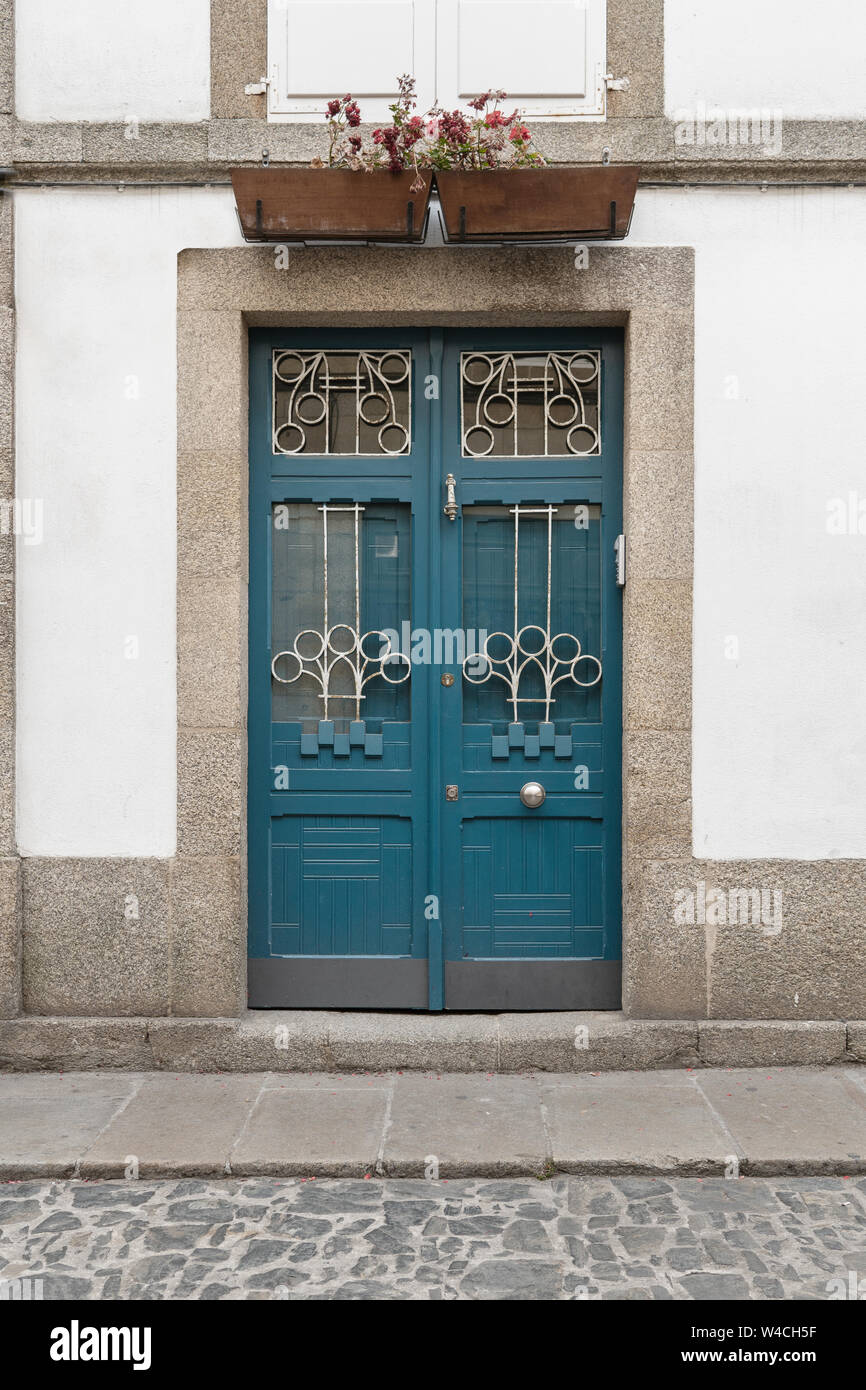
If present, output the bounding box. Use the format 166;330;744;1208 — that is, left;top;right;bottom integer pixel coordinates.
519;781;546;808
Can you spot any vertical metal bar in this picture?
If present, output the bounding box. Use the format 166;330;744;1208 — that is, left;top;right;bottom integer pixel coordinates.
321;504;329;721
545;505;553;637
353;502;362;721
543;354;549;457
545;504;554;723
512;504;520;723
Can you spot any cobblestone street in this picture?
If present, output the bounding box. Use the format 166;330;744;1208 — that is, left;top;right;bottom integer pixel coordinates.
2;1176;865;1301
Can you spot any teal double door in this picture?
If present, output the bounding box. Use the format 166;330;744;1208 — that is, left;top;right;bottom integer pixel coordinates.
248;328;623;1010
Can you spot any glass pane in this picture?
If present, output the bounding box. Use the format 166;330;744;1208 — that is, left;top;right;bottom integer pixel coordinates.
271;502;411;729
273;350;411;455
462;503;602;730
461;351;600;457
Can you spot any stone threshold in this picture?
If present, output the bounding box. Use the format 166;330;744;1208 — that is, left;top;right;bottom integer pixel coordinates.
3;1067;866;1180
1;1012;864;1074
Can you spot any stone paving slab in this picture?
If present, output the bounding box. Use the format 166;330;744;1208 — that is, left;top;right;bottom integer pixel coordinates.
2;1068;866;1180
382;1073;546;1177
78;1075;262;1179
696;1069;866;1175
0;1098;130;1179
0;1073;143;1177
232;1077;390;1178
1;1176;865;1300
540;1073;739;1174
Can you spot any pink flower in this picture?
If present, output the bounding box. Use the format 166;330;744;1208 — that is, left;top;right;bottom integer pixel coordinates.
425;118;440;138
509;124;530;142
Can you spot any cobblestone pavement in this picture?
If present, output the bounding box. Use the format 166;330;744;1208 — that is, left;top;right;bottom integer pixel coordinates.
1;1176;865;1300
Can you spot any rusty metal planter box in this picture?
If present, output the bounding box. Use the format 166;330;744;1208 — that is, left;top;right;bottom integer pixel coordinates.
435;167;639;241
231;168;433;243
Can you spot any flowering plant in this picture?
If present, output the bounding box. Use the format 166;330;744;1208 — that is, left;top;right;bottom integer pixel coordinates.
312;75;546;186
425;90;543;171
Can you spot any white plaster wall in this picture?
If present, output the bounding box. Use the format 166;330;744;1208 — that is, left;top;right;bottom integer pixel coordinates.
15;0;211;122
13;186;866;860
630;187;866;859
665;0;866;121
14;188;244;857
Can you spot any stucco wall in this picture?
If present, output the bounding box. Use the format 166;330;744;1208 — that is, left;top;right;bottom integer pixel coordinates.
635;188;866;860
15;0;211;123
14;188;244;857
13;184;866;862
665;0;866;120
13;1;866;130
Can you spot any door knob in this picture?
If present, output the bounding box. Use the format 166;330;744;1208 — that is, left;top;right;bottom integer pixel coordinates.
519;781;546;808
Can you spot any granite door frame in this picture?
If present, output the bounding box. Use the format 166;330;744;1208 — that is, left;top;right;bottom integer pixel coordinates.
175;243;697;1018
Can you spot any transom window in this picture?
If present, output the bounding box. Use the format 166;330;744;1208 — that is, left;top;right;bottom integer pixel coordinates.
273;349;412;455
460;350;601;457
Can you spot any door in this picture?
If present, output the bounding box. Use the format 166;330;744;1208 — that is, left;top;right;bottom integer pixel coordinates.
248;328;622;1009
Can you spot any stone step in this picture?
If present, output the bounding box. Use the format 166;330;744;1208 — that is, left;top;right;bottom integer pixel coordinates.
0;1012;864;1073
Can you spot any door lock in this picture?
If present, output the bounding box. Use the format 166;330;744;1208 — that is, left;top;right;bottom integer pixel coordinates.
445;784;459;801
441;672;454;687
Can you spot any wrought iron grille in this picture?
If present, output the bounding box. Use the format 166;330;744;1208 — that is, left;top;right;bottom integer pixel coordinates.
271;503;411;723
273;350;411;455
462;504;602;724
461;350;600;457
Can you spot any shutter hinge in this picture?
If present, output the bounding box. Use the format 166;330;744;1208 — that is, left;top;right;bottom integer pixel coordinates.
604;73;631;92
245;77;271;96
614;534;626;587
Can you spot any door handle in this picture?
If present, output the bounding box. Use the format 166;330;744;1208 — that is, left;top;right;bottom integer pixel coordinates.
520;781;546;808
443;473;458;521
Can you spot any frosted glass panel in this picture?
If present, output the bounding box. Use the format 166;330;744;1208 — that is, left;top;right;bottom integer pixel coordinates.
462;503;602;729
271;502;411;728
